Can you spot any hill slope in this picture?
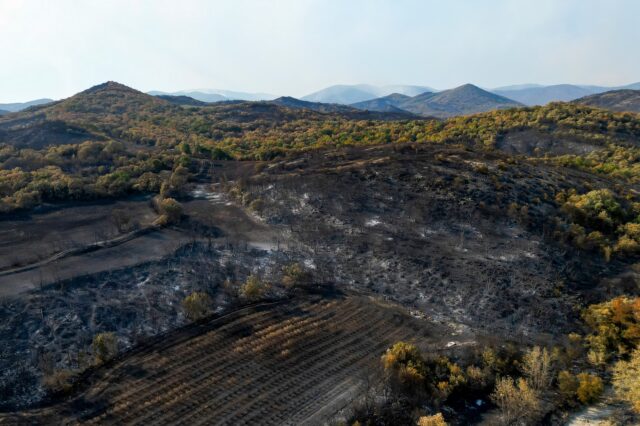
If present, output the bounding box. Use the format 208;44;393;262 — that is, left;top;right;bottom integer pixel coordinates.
397;84;521;118
156;94;208;106
270;96;420;120
350;93;413;112
573;89;640;113
0;109;9;116
302;84;432;104
493;84;595;106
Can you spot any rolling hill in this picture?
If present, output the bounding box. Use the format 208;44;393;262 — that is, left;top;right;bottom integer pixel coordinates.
301;84;433;104
350;93;413;113
573;89;640;113
3;80;640;423
493;84;594;106
270;96;419;120
493;82;640;106
148;89;276;102
352;84;522;118
156;94;208;106
0;98;54;112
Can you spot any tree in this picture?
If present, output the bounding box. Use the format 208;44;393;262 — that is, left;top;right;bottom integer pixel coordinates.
522;346;553;391
381;341;426;398
491;377;541;425
182;291;212;321
576;373;603;404
92;332;118;364
612;348;640;413
240;275;268;301
155;197;183;225
557;370;579;403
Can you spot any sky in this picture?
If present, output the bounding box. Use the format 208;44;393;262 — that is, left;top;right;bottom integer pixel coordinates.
1;0;639;102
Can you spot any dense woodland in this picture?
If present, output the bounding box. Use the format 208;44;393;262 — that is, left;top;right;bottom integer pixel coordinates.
2;83;640;214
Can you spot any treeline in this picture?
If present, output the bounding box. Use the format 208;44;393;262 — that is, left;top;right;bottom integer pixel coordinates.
349;296;640;425
2;99;640;214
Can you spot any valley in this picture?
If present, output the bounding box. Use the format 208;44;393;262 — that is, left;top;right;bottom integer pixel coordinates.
0;81;639;424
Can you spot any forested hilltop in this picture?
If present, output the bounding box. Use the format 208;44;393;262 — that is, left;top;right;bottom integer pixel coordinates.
1;81;640;215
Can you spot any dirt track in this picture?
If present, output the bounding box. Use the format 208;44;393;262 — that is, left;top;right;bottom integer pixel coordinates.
0;295;446;425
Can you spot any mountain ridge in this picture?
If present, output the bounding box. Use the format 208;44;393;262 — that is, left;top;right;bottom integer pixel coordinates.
0;98;54;112
352;84;521;118
573;89;640;113
301;84;433;104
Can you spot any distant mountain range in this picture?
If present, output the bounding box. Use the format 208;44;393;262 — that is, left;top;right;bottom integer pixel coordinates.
299;82;640;107
147;89;275;102
301;84;434;105
269;96;420;120
352;84;521;118
493;83;640;106
0;98;54;112
573;89;640;113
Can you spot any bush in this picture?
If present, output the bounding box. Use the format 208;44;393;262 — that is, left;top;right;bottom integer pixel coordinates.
92;332;118;364
381;341;426;398
240;275;268;301
417;413;447;426
576;373;603;404
155;197;183;225
557;370;579;402
42;369;75;394
281;263;312;289
182;291;212;321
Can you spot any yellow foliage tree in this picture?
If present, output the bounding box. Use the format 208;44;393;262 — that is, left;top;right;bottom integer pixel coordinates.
612;348;640;413
491;377;541;425
240;275;268;301
182;291;212;321
417;413;447;426
576;373;604;404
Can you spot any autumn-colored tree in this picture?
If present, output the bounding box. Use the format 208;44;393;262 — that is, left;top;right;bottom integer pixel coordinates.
522;346;553;391
155;197;183;225
576;373;603;404
557;370;579;403
240;275;268;301
381;341;426;398
491;377;541;425
612;348;640;413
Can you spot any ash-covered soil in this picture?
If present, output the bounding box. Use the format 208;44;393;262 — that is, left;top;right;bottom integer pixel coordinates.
0;242;305;409
237;143;626;336
0;142;636;415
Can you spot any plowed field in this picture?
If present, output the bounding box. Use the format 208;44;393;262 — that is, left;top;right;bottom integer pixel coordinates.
1;295;443;425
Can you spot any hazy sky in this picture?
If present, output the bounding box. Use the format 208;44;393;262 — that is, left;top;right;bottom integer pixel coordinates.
1;0;639;102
